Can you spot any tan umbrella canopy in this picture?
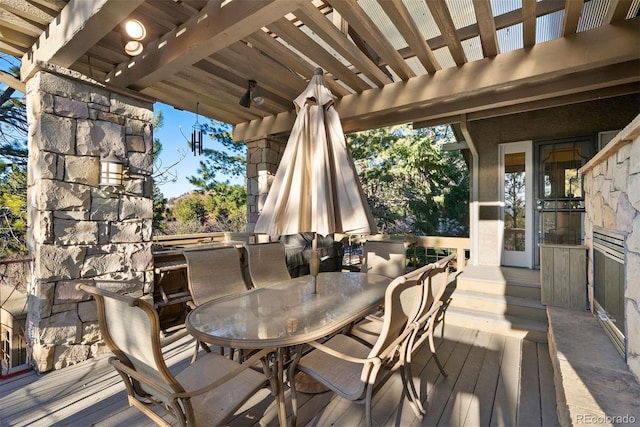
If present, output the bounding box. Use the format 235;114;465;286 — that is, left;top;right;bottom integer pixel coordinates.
254;68;377;288
255;68;377;238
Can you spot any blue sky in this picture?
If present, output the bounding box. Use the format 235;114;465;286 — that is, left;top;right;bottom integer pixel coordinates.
153;103;241;199
1;53;236;199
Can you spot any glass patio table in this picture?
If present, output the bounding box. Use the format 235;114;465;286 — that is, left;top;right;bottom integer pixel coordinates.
185;271;392;427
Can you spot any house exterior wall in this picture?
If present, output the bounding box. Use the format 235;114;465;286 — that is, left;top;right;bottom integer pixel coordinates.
465;94;639;265
25;70;154;372
581;114;640;380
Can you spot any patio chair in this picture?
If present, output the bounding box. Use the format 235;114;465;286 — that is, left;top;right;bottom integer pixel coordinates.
349;263;436;346
244;242;291;288
403;254;455;416
183;246;249;360
287;274;421;427
360;240;408;278
183;246;249;305
77;284;273;427
348;254;455;418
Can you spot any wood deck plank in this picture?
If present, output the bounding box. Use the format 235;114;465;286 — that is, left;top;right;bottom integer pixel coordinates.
489;335;522;427
536;343;559;427
416;327;477;426
517;339;542;427
0;325;556;427
437;330;492;426
463;333;507;427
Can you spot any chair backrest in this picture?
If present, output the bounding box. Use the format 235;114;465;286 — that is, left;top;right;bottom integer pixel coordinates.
415;254;455;322
361;240;407;278
245;242;291;288
183;246;248;306
78;284;182;398
365;274;423;373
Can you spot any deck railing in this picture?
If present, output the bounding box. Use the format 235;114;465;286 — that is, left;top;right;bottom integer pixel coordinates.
1;257;32;378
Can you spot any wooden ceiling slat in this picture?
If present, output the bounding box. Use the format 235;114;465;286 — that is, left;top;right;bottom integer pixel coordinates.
268;16;370;92
211;41;306;100
604;0;633;24
192;57;294;109
0;8;44;37
425;0;467;66
327;0;415;80
295;2;392;87
522;0;537;48
246;30;350;98
377;0;440;74
0;0;56;26
105;0;303;90
169;72;277;117
143;81;252;125
21;0;145;81
0;24;34;48
562;0;584;36
172;71;284;117
472;0;498;57
234;19;640;140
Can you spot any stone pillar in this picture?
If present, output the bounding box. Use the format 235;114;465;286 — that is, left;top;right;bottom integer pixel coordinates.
25;69;154;373
245;135;287;232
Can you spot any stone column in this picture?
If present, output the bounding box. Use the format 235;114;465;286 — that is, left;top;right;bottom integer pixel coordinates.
25;69;154;372
245;135;287;232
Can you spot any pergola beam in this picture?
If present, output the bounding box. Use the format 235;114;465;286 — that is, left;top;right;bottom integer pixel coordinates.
233;18;640;141
105;0;304;90
20;0;144;81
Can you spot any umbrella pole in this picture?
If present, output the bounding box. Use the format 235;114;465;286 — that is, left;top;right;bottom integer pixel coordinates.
310;233;320;293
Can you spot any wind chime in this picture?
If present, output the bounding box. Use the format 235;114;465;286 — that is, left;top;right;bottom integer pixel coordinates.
191;102;204;156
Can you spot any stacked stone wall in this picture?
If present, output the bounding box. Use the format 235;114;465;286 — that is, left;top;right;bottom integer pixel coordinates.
245;135;287;231
582;115;640;381
25;71;154;372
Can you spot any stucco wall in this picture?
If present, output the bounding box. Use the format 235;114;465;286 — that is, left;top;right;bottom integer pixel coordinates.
466;94;639;265
581;114;640;380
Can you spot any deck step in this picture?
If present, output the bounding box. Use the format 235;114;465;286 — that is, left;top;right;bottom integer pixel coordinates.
448;289;547;321
444;266;547;343
456;276;541;299
443;306;548;343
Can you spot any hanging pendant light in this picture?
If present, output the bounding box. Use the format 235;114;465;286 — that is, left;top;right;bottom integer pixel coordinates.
191;102;204;156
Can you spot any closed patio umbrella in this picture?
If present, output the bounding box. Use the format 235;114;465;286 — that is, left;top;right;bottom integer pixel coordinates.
254;68;377;290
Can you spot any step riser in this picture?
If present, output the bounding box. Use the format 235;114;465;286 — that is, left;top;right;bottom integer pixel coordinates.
456;278;541;300
448;294;548;322
444;311;548;343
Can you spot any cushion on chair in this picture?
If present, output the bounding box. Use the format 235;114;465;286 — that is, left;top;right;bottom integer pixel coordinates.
176;351;267;424
297;334;371;399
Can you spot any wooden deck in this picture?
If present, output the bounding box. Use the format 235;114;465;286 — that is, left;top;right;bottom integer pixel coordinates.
0;323;558;427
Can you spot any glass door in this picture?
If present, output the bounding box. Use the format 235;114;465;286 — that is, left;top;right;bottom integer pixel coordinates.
534;137;594;266
500;142;533;268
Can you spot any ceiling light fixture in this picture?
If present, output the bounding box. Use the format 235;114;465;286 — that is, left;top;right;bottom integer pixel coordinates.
122;19;146;57
239;80;264;108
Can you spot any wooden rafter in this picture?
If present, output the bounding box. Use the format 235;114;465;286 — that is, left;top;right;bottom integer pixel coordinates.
327;0;415;80
522;0;537;48
472;0;498;57
562;0;584;36
377;0;440;74
267;16;370;92
21;0;145;81
294;2;392;87
234;19;640;139
105;0;303;89
425;0;467;66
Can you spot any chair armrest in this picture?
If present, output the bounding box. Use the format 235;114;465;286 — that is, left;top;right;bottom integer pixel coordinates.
306;339;381;365
109;357;177;398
